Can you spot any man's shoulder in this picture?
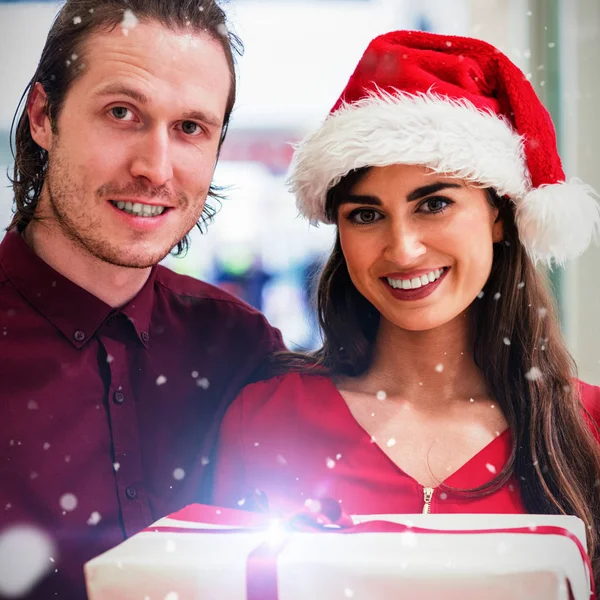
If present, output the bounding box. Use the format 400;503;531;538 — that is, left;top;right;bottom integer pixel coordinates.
154;265;263;316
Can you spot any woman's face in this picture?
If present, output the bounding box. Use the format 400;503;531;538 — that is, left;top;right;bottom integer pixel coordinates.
337;164;503;332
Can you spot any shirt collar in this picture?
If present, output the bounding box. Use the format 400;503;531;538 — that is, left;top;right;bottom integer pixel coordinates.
0;230;155;348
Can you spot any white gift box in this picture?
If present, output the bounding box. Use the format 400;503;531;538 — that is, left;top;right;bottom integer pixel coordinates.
84;505;593;600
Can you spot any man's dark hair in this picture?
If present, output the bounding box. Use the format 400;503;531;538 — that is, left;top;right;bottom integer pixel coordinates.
9;0;242;255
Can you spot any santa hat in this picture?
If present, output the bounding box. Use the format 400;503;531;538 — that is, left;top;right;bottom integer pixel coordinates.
287;30;600;266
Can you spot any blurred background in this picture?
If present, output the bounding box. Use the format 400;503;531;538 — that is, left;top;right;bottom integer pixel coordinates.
0;0;598;383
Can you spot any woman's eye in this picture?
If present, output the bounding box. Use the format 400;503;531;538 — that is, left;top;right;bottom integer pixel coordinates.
350;209;381;224
181;121;201;136
420;197;450;214
110;106;132;120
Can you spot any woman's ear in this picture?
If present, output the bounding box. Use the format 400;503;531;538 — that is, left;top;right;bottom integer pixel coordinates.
28;83;53;152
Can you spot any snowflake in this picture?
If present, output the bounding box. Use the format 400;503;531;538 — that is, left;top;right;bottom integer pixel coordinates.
476;291;484;299
237;498;246;507
537;307;548;319
87;512;101;526
191;371;199;378
73;16;82;24
336;453;342;460
0;525;56;597
435;363;444;373
376;390;387;401
172;468;185;481
525;366;543;381
517;281;525;289
200;456;210;466
156;375;167;386
120;9;139;35
485;463;497;474
493;292;501;301
326;457;336;469
113;462;120;472
43;443;50;451
196;378;210;389
386;438;396;448
27;401;39;410
276;454;288;466
502;337;511;346
59;493;78;512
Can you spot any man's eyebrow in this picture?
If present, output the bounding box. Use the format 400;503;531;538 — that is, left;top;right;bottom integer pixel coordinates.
94;84;149;104
94;84;223;128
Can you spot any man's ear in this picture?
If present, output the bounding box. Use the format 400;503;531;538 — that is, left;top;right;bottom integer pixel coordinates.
28;83;53;151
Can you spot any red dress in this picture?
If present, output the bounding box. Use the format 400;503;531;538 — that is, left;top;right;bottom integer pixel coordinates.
213;373;600;516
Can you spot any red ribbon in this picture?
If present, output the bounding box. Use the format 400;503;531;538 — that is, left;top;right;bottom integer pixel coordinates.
144;505;595;600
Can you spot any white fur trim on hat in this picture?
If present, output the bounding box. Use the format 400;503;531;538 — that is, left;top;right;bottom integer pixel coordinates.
287;90;530;223
287;90;600;265
516;179;600;266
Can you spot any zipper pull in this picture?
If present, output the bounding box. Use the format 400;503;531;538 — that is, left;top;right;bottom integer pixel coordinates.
422;487;434;514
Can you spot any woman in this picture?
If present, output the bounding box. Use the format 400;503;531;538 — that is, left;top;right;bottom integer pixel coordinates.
212;30;600;584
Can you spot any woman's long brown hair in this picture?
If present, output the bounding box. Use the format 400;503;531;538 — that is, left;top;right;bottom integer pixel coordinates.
271;168;600;591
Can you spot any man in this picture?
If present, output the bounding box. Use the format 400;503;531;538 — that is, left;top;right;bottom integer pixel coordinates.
0;1;283;598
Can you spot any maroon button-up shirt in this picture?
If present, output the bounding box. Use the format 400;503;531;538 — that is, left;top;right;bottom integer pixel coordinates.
0;230;284;599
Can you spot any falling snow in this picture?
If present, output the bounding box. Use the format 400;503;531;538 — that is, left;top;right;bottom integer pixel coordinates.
43;442;50;450
486;463;497;474
196;378;210;389
477;291;484;299
537;307;548;319
326;457;336;469
517;281;525;289
503;338;511;346
276;454;288;466
201;456;210;466
469;398;475;403
525;366;543;381
191;371;199;378
172;468;185;481
87;512;101;526
440;492;448;500
113;462;120;472
435;363;444;373
73;16;82;24
376;390;387;401
216;23;228;37
156;375;167;386
27;400;39;410
493;292;501;301
336;453;342;460
386;438;396;448
106;354;114;363
120;9;139;35
59;493;78;512
237;498;246;507
0;525;56;597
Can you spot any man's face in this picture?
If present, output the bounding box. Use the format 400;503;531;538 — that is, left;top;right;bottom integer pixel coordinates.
32;19;231;268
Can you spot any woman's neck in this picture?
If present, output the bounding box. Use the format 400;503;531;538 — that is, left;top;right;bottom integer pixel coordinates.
345;311;491;408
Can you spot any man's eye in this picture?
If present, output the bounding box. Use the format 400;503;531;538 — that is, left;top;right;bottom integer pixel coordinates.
110;106;131;120
181;121;201;136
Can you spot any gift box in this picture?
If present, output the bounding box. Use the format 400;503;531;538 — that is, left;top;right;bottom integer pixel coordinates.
85;504;594;600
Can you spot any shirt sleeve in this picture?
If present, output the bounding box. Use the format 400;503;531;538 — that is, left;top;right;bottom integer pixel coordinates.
579;380;600;443
246;315;286;384
211;388;248;509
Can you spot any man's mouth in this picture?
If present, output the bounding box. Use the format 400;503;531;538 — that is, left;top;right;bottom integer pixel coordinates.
110;200;168;218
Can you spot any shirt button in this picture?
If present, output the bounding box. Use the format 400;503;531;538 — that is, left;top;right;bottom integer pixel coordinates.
73;330;85;342
125;486;137;500
113;391;125;405
141;331;149;342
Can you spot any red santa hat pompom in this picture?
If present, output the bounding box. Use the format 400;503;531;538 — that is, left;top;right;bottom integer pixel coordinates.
287;30;600;266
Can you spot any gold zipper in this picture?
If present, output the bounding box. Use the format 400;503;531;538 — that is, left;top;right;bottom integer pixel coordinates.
422;487;434;514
